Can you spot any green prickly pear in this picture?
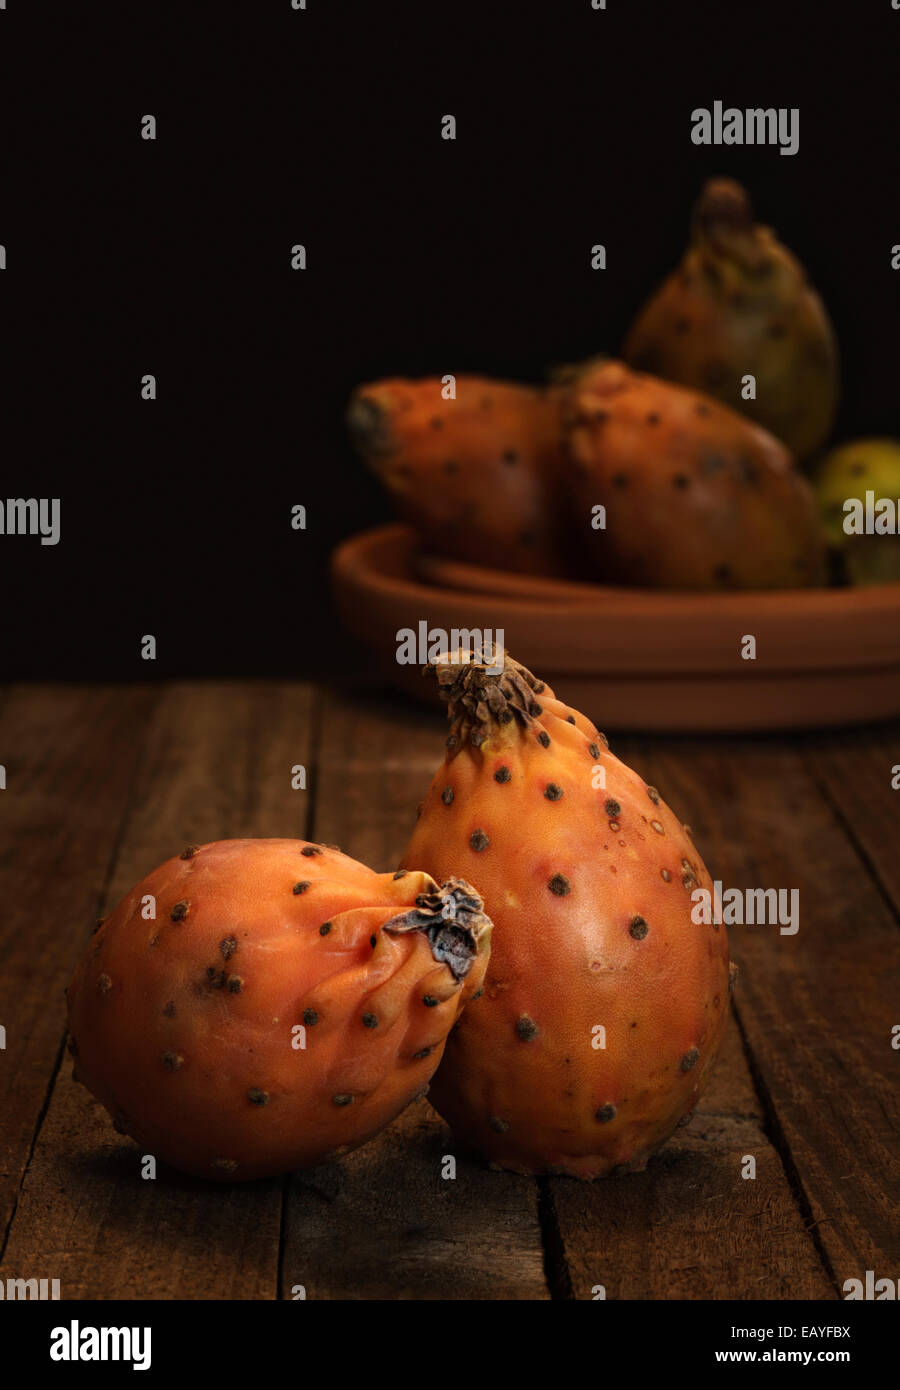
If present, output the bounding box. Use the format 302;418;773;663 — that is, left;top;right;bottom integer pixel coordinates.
814;439;900;585
623;179;839;462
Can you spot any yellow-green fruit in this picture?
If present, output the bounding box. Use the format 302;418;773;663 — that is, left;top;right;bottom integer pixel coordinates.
623;179;839;462
814;439;900;585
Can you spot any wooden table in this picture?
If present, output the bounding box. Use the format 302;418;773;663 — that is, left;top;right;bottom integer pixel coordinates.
1;682;898;1300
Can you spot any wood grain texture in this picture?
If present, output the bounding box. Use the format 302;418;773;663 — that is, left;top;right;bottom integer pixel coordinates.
0;682;314;1300
281;686;549;1299
288;1097;548;1300
0;684;159;1249
613;733;900;1292
549;1017;833;1300
801;723;900;919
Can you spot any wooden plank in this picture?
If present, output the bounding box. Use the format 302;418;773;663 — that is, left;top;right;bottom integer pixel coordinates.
282;688;550;1299
0;682;315;1300
549;1015;833;1300
608;734;900;1289
801;722;900;918
0;684;159;1248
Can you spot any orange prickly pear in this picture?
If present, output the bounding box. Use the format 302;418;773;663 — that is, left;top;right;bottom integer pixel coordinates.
67;839;492;1180
347;375;567;575
563;359;827;589
400;650;734;1179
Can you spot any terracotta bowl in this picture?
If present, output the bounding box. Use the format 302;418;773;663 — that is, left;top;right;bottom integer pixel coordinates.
331;524;900;732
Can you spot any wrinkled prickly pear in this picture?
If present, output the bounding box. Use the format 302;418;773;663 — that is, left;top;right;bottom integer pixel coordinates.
623;179;839;461
563;359;827;589
814;438;900;585
347;376;567;575
67;839;492;1180
400;650;734;1179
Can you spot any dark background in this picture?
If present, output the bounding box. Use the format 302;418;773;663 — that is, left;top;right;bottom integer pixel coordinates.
2;0;897;680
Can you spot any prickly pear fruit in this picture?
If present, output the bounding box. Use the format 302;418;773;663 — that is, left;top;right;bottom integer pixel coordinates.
400;651;733;1179
814;438;900;585
67;839;492;1181
623;179;839;461
563;359;827;589
347;376;566;575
